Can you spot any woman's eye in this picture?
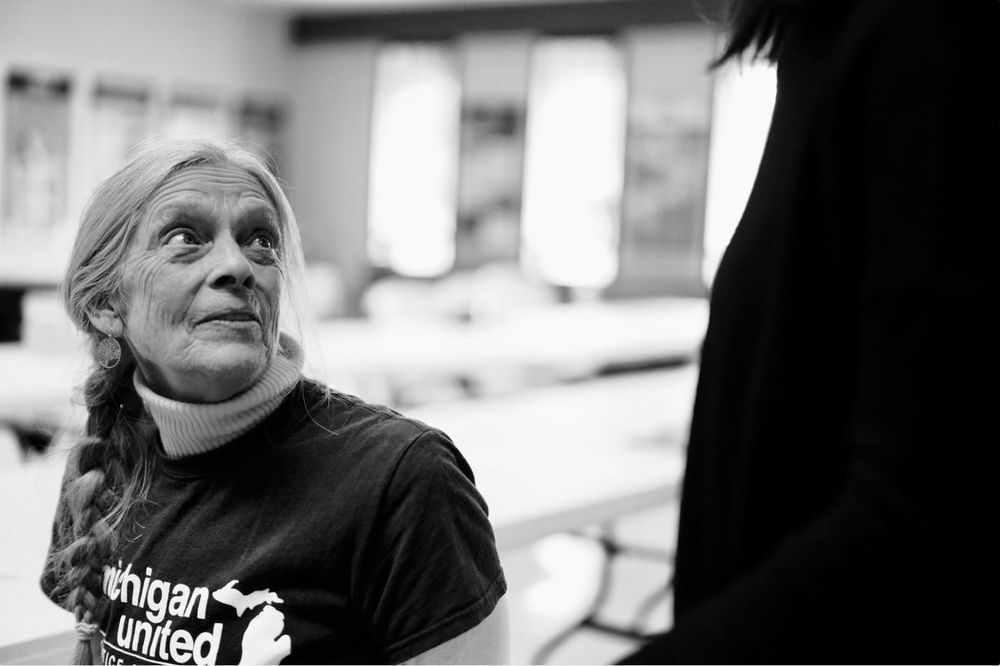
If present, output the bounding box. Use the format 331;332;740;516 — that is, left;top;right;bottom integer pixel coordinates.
249;233;277;250
164;230;199;246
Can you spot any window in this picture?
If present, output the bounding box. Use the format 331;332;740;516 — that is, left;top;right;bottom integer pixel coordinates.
702;57;776;287
367;42;461;277
520;36;627;290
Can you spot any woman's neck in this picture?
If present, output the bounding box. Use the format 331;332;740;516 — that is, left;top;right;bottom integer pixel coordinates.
134;334;304;458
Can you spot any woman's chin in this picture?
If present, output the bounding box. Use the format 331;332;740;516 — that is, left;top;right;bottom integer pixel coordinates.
184;344;272;402
214;351;270;385
134;337;275;403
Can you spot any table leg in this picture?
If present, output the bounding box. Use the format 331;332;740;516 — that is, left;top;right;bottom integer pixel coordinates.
530;523;673;664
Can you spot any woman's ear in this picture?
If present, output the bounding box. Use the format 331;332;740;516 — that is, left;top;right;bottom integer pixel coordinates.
87;307;124;337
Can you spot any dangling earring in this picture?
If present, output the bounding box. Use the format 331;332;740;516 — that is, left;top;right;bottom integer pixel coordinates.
97;334;122;369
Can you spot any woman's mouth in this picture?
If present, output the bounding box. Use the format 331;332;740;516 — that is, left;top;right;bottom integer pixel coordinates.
197;309;262;327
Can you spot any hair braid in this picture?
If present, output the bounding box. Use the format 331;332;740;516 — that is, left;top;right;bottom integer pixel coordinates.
46;347;155;664
64;461;110;665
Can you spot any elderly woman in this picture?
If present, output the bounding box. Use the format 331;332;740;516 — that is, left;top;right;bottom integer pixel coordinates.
41;138;509;665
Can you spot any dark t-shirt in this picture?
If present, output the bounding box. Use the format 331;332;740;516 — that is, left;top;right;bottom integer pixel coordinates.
48;379;506;665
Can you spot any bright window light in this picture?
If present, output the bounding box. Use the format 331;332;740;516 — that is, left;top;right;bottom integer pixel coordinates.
368;42;461;277
702;59;777;287
521;37;627;289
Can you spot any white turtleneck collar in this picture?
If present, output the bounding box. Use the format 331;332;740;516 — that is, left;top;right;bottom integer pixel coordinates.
134;334;305;459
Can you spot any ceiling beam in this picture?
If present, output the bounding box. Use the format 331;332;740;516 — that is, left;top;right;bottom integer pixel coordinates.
291;0;717;43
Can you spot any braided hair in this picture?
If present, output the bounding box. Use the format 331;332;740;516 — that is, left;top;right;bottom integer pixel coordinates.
46;347;153;664
43;136;308;664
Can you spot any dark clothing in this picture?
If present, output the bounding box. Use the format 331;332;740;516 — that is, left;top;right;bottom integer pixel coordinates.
45;380;506;665
624;0;998;662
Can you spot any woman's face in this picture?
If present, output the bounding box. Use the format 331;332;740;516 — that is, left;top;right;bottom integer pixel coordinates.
120;163;284;403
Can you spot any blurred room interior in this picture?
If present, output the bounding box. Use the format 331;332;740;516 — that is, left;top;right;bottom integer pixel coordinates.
0;0;777;662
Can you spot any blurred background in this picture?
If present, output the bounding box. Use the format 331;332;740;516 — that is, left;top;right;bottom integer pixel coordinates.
0;0;777;662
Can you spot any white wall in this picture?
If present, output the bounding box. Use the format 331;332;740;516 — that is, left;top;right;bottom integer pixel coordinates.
0;2;548;313
0;0;293;285
287;40;378;312
0;0;291;87
0;3;774;310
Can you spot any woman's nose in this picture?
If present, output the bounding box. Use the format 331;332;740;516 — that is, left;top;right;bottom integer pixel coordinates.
207;238;256;290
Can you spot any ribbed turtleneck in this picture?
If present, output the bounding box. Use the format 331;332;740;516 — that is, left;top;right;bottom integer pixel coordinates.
134;334;304;459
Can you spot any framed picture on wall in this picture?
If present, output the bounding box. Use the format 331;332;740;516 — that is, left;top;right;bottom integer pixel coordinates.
455;101;525;270
2;69;72;239
92;78;153;185
612;27;718;298
163;88;230;142
237;98;286;177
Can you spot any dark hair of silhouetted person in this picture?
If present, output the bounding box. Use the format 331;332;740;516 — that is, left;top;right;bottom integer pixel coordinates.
710;0;808;66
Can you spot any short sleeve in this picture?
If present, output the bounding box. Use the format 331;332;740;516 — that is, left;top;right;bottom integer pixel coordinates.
356;429;506;663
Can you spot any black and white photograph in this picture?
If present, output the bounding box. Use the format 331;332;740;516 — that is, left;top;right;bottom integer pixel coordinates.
0;0;995;664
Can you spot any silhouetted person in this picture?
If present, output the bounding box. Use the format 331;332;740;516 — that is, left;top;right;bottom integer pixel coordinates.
621;0;999;662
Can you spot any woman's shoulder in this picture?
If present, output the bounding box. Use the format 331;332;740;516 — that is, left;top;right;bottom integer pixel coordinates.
295;377;438;431
284;377;455;460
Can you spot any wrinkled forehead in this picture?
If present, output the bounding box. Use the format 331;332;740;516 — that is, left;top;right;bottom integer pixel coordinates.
145;162;277;217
